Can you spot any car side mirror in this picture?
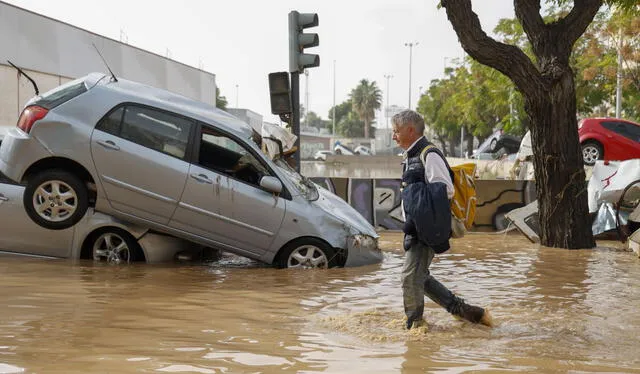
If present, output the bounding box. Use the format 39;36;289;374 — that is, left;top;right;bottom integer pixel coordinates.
260;176;282;194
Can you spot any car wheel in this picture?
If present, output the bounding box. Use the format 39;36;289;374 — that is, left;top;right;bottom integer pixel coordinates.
581;141;603;166
276;238;336;269
91;227;144;264
23;169;89;230
489;138;498;152
492;203;525;231
335;149;342;155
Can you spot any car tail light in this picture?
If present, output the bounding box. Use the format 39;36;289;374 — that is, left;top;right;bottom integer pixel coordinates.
17;105;49;133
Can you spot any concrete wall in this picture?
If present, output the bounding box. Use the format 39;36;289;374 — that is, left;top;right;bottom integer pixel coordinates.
309;176;537;232
0;1;216;131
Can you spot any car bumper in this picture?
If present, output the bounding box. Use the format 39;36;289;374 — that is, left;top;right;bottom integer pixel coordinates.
0;128;51;182
344;234;382;267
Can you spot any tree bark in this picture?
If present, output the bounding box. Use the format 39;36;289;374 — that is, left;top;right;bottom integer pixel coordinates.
441;0;599;249
364;118;369;139
465;130;474;157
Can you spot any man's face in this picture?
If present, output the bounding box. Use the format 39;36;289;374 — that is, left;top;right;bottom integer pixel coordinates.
392;123;417;150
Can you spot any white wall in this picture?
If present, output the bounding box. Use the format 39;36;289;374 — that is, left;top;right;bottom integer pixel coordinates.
0;1;216;133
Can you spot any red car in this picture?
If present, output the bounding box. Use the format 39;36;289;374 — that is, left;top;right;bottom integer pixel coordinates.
578;117;640;165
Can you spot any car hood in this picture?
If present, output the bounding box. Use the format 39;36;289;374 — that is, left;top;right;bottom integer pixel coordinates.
312;186;378;238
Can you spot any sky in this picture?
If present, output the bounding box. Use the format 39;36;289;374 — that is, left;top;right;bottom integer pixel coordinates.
4;0;516;126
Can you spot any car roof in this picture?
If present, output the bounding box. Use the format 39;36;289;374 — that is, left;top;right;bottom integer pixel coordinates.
88;74;254;140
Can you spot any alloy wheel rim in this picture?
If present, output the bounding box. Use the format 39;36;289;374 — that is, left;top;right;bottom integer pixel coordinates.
93;233;131;264
287;245;328;269
32;180;78;222
582;146;599;164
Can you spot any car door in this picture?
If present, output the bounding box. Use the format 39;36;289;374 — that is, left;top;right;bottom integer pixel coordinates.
170;125;286;255
90;105;193;225
0;179;72;257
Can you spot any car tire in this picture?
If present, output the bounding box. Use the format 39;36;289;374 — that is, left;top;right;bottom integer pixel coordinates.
581;141;603;166
492;203;525;231
489;138;498;152
89;227;144;264
276;238;336;269
335;149;342;155
23;169;89;230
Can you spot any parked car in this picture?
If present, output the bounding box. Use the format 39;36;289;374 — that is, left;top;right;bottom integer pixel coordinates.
0;172;207;263
333;141;372;156
471;129;521;159
578;117;640;165
313;150;333;161
0;73;381;269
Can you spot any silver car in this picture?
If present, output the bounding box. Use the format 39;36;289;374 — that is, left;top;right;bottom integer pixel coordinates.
0;74;381;269
0;173;206;263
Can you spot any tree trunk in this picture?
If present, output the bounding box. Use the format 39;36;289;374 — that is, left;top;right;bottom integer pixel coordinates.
441;0;601;249
448;139;456;157
364;118;369;139
436;134;448;156
527;68;595;249
465;131;474;157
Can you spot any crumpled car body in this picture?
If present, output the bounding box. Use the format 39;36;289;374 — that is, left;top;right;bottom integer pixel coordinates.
0;176;201;263
0;73;381;268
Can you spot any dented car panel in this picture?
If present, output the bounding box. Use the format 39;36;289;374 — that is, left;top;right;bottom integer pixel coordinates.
260;166;381;267
0;179;200;262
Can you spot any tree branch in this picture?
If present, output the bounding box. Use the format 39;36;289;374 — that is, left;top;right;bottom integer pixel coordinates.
555;0;604;52
440;0;543;96
514;0;547;57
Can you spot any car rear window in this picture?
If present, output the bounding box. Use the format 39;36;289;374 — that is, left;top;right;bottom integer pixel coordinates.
32;80;88;110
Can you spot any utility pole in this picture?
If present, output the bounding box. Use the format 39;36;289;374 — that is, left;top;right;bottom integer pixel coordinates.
304;69;309;127
235;84;239;108
404;42;419;110
332;60;336;136
616;28;623;118
384;74;393;146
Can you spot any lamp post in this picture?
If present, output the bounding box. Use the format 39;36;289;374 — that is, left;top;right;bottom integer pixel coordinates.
332;60;336;135
384;74;394;147
235;84;239;108
404;42;419;110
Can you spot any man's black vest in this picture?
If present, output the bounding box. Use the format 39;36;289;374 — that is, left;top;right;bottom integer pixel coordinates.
402;136;453;186
401;136;452;253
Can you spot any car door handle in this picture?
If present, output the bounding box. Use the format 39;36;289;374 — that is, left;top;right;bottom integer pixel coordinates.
190;173;213;184
96;140;120;151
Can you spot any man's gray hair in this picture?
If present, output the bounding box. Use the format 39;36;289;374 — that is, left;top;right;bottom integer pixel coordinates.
392;110;425;134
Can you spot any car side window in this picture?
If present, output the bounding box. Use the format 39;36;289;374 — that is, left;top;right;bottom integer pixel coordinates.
609;122;635;142
601;121;618;132
197;127;270;187
95;107;124;135
119;106;193;160
622;123;640;142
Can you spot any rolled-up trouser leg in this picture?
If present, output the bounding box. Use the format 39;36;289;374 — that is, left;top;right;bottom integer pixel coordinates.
402;238;431;324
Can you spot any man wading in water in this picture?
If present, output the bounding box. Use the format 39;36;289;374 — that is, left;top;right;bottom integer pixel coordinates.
392;109;493;330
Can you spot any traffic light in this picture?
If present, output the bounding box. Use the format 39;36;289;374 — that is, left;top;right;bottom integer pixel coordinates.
288;11;319;73
268;72;292;115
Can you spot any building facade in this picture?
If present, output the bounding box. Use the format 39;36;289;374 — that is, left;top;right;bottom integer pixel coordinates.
0;1;217;130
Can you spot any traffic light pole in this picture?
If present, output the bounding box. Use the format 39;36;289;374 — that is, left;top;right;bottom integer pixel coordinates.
291;71;301;172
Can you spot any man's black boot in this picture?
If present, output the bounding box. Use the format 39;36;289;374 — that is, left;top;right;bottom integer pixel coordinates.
458;303;493;327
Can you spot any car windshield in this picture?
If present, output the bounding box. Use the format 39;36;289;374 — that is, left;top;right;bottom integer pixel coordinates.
274;158;319;201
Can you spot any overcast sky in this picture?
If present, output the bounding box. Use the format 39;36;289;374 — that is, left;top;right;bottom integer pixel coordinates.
5;0;515;126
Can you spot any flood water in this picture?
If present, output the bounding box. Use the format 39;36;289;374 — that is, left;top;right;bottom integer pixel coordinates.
1;232;639;373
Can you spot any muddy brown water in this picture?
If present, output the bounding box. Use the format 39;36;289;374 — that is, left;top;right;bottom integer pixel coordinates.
1;232;639;373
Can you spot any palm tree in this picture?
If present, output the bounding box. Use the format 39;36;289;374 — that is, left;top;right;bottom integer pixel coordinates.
349;79;382;138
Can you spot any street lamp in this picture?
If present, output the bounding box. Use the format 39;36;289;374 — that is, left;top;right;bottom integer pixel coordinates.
383;74;394;146
404;42;419;110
